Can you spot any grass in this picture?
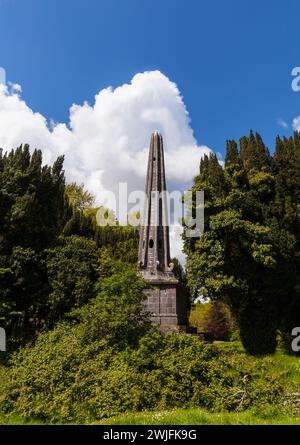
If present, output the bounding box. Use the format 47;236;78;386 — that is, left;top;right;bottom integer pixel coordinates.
0;414;45;425
2;408;299;425
216;341;300;388
97;407;300;425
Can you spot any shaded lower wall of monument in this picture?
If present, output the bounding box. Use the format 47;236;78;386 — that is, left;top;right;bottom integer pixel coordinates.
143;283;189;330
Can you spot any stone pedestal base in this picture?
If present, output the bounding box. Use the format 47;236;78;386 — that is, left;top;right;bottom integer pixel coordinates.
143;280;194;332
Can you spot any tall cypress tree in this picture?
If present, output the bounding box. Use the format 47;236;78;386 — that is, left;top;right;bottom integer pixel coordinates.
225;140;239;167
184;132;294;355
0;146;66;347
271;133;300;352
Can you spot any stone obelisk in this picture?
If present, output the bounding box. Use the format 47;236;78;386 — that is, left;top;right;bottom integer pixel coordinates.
138;131;189;331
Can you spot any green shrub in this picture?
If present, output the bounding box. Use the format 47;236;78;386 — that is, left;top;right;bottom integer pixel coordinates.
190;302;237;340
0;328;285;423
45;235;99;324
0;263;287;424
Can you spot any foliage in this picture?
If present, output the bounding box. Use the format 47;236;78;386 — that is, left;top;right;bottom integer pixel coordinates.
65;182;95;211
190;302;236;340
0;135;299;426
0;330;288;424
69;261;150;349
45;236;99;325
0;146;139;348
189;302;211;332
184;131;300;355
0;146;67;347
0;145;65;253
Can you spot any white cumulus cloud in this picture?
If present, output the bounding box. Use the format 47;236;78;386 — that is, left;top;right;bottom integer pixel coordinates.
292;116;300;131
0;70;212;261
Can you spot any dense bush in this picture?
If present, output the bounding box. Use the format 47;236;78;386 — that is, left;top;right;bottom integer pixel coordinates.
0;263;284;425
0;328;284;423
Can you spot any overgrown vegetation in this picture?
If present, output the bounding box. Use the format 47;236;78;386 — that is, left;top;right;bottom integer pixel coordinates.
0;138;299;425
1;338;299;424
184;131;300;355
0;145;139;350
190;302;237;341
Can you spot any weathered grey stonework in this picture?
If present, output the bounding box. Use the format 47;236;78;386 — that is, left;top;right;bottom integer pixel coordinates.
138;131;191;332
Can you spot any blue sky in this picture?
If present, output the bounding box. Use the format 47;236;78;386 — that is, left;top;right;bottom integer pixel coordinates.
0;0;299;157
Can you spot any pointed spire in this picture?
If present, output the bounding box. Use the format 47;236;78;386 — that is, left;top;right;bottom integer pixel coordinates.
138;132;175;280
